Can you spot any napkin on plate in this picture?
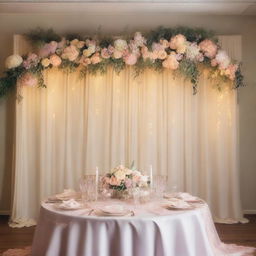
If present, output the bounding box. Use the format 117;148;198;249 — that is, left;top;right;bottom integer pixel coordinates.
58;199;82;210
47;189;79;202
164;192;200;202
163;199;192;209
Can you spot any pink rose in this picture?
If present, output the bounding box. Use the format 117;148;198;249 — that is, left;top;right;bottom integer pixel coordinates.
61;45;79;61
152;42;164;51
79;56;91;66
38;41;58;58
160;39;169;49
110;176;120;186
108;45;115;54
22;53;39;69
169;34;187;53
211;59;218;67
124;53;137;65
224;64;238;80
125;178;132;189
101;48;110;59
199;39;218;59
157;50;167;60
19;73;37;87
162;52;180;70
90;53;102;64
134;32;146;47
49;54;62;67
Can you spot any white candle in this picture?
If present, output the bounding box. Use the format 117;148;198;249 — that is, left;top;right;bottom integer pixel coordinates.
150;165;153;189
96;167;99;200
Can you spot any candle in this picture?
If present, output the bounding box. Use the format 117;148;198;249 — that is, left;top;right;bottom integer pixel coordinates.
150;165;153;189
96;167;99;201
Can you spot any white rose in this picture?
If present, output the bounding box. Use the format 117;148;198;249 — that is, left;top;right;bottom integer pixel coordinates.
5;54;23;69
114;170;126;181
114;39;128;52
186;42;201;61
41;58;50;67
83;45;96;57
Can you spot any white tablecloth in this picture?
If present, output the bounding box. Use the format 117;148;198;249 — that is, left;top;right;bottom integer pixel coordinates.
31;200;255;256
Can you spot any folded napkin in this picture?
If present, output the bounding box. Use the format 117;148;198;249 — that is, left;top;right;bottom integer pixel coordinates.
164;199;191;209
164;192;199;202
59;199;82;209
48;189;79;202
175;192;200;202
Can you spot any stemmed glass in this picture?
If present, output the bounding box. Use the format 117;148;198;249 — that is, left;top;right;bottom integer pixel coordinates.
79;169;99;205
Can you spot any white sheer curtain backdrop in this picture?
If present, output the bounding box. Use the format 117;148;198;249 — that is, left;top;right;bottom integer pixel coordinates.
10;35;246;227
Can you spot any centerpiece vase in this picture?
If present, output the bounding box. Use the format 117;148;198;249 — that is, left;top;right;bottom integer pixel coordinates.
111;190;130;200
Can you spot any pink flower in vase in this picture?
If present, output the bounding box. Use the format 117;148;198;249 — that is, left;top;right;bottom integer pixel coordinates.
125;178;133;189
110;176;120;186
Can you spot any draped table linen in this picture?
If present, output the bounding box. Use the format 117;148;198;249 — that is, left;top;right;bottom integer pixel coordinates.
31;200;255;256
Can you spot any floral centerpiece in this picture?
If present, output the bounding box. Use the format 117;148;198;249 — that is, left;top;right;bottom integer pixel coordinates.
102;165;149;199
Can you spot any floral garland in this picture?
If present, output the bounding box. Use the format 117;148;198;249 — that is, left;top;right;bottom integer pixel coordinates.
0;27;244;98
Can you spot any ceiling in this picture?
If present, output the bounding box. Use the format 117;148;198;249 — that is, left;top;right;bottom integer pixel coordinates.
0;0;256;15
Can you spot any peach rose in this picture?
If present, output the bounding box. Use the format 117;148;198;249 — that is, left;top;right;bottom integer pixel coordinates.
199;39;218;59
90;53;101;64
162;52;180;70
50;54;62;67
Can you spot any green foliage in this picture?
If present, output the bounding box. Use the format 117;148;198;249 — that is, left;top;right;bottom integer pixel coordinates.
59;59;79;73
99;38;114;48
147;26;218;47
25;28;61;46
235;65;245;89
178;59;200;94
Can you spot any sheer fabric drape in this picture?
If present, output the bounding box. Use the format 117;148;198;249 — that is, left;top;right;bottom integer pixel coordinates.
10;35;245;227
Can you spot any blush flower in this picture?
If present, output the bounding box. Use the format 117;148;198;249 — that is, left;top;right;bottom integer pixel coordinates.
79;56;91;66
19;73;37;87
90;53;101;64
113;50;123;59
199;39;218;59
162;52;180;70
215;50;231;69
49;54;62;67
133;32;146;47
101;48;111;59
38;41;58;58
22;53;39;69
224;64;238;80
124;53;138;65
61;45;79;61
157;50;167;60
169;34;187;53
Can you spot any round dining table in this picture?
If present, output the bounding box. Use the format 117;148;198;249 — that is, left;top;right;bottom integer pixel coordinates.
31;198;254;256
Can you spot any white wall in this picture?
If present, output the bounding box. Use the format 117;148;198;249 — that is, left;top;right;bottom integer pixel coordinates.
0;13;256;213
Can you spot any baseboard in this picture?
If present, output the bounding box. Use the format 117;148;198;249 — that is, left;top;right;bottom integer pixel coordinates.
0;210;10;215
243;210;256;214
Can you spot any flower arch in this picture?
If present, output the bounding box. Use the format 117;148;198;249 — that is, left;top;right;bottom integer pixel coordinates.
0;27;244;98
